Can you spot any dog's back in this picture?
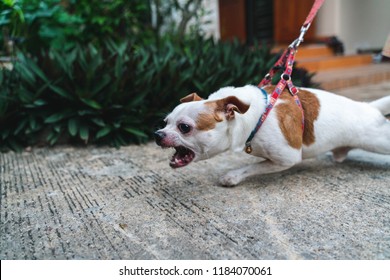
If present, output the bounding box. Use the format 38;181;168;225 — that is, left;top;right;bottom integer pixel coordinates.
301;88;390;160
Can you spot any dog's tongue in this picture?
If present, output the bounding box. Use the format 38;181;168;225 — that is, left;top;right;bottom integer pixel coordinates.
170;146;195;168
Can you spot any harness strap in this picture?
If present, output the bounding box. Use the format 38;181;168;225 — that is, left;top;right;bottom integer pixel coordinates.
259;0;325;87
258;47;290;88
245;0;325;154
245;81;286;154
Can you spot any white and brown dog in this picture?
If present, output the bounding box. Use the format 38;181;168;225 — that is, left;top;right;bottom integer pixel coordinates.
155;85;390;186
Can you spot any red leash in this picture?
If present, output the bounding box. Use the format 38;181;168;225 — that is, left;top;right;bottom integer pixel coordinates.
245;0;325;154
304;0;326;27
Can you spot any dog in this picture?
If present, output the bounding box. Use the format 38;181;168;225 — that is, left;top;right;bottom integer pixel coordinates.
155;85;390;186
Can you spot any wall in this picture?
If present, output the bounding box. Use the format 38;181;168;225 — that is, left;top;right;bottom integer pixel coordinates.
316;0;390;54
200;0;390;54
201;0;220;39
150;0;220;39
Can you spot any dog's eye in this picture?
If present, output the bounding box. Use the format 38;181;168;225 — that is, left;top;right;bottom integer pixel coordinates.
178;123;191;134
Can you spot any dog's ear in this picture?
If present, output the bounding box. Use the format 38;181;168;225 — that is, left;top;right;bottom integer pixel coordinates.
215;96;250;121
180;92;204;103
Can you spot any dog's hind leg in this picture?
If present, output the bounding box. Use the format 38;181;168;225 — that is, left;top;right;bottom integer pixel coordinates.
332;147;352;163
359;119;390;155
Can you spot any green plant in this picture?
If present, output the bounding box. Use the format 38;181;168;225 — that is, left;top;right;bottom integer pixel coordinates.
0;0;25;35
1;0;61;55
0;41;148;151
0;0;152;55
0;35;316;151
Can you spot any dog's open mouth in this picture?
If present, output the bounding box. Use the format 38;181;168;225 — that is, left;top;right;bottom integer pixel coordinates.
170;146;195;168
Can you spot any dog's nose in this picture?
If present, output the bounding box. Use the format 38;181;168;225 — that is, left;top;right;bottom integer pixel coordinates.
154;131;166;146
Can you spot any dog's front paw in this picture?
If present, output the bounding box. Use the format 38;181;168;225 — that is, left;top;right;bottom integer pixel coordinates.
219;172;242;187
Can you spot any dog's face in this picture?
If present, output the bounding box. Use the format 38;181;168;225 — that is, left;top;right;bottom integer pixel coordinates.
155;92;249;168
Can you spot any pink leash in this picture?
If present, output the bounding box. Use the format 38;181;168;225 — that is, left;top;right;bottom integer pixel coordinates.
245;0;325;154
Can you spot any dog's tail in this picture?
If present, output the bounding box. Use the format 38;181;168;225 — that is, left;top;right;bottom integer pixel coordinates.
370;96;390;116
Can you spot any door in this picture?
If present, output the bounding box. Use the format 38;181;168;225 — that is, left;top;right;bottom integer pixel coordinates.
219;0;246;42
219;0;317;44
273;0;317;44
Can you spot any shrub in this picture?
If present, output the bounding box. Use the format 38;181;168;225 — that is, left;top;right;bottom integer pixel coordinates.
0;1;317;151
0;0;205;55
0;36;316;151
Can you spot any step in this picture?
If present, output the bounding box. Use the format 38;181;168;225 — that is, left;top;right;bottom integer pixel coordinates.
313;63;390;91
295;44;334;59
334;81;390;102
296;54;373;72
272;44;334;59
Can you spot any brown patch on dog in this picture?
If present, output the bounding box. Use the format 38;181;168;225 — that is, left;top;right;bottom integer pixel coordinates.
205;96;250;121
298;89;321;146
264;86;320;148
196;111;223;131
196;96;249;131
275;100;303;149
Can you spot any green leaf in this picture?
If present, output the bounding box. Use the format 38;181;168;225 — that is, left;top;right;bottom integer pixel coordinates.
77;109;95;116
14;119;28;135
91;118;105;127
91;75;111;96
18;64;36;85
7;140;23;152
53;124;62;133
1;129;10;140
123;127;148;138
115;134;127;146
80;98;102;110
45;112;67;123
51;51;73;78
96;126;112;139
49;84;73;100
114;56;123;78
17;88;34;103
26;57;48;83
33;99;47;106
46;131;60;146
79;125;89;142
65;48;77;67
29;118;37;130
68;118;78;136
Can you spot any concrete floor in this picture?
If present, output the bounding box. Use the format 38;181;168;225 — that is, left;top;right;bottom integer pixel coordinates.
1;82;390;260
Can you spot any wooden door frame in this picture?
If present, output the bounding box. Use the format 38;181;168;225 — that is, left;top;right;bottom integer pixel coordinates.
218;0;317;44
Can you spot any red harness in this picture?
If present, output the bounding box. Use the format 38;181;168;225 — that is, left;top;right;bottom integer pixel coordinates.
245;0;325;154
